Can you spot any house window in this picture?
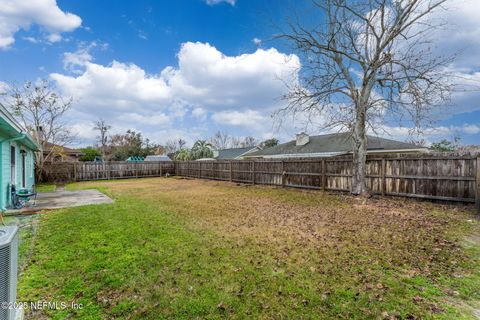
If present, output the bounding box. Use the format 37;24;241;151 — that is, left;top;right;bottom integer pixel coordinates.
10;145;15;185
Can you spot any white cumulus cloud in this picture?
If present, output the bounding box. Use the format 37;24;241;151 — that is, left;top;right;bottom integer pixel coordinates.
212;110;266;127
51;42;299;142
0;0;81;49
205;0;236;6
252;37;262;46
51;61;173;112
164;42;299;111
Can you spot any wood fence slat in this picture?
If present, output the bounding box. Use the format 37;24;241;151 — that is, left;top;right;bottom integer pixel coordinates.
322;159;326;191
381;158;386;196
476;157;480;211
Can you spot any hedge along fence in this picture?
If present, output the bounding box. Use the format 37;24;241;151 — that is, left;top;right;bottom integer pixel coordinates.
40;154;480;208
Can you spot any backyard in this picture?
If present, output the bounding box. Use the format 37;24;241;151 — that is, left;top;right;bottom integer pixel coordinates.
14;177;480;319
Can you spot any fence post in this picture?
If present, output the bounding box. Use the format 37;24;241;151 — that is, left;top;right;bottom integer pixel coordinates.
252;161;255;185
198;162;201;179
160;162;163;177
322;159;326;191
281;160;285;187
476;156;480;213
381;158;386;196
229;161;233;182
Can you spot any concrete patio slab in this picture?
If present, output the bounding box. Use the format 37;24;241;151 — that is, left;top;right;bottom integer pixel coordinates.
6;189;114;214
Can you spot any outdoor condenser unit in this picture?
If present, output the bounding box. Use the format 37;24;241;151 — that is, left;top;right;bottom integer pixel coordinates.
0;226;19;320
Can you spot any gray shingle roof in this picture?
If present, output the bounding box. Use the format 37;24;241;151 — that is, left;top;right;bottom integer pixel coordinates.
247;133;424;158
145;155;172;161
215;147;258;160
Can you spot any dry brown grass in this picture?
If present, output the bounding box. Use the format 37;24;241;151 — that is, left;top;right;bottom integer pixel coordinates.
76;177;475;278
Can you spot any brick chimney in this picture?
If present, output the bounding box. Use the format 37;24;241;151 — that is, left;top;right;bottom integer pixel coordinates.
35;126;45;142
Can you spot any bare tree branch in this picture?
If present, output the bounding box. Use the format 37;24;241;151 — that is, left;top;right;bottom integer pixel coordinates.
2;79;73;176
276;0;454;195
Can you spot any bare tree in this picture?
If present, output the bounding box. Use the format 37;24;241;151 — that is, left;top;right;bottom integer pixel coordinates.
230;136;259;148
3;79;73;172
277;0;454;195
165;138;186;154
93;118;111;159
209;130;232;150
241;136;259;148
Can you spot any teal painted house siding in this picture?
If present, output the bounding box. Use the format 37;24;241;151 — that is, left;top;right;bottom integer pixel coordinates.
0;132;9;210
0;104;40;210
0;140;37;210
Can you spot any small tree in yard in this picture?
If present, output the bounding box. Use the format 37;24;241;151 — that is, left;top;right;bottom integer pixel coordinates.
79;147;101;161
93;118;111;160
430;137;460;152
3;79;73;175
278;0;454;195
109;130;144;161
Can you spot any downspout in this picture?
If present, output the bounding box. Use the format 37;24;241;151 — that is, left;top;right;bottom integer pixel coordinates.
0;133;27;211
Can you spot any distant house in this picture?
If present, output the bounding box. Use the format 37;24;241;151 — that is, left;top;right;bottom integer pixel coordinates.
145;155;172;161
43;142;84;162
126;156;144;162
246;133;427;159
213;146;260;160
0;104;40;209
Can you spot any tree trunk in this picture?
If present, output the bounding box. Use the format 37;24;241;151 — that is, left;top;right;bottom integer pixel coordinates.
351;103;368;196
35;151;44;183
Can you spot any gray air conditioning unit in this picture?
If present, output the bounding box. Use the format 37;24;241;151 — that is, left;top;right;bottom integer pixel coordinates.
0;226;19;320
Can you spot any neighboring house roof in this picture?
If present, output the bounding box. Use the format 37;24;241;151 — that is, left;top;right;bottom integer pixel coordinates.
126;156;144;162
42;142;83;156
145;155;172;161
214;146;260;160
0;103;40;151
247;133;426;159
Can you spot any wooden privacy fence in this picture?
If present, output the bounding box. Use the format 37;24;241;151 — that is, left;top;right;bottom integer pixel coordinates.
41;161;175;182
175;154;480;206
40;155;480;207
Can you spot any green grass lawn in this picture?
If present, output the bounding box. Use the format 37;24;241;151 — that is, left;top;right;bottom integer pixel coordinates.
17;178;480;319
35;184;56;192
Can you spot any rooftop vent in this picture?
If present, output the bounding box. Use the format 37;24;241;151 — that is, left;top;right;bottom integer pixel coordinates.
296;133;310;146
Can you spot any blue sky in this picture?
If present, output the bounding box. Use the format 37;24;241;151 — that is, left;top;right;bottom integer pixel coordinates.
0;0;479;147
